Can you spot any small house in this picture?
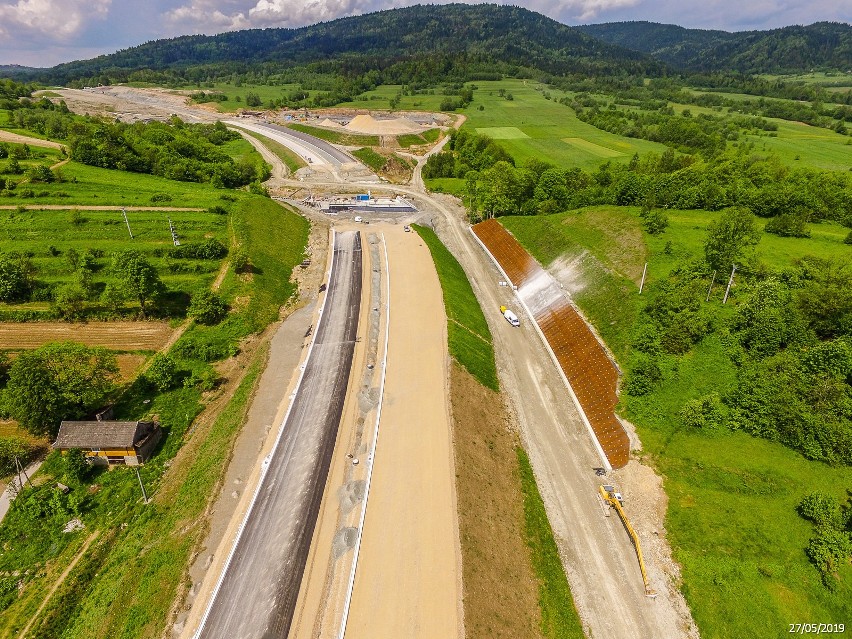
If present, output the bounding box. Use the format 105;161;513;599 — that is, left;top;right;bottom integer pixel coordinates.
52;421;162;466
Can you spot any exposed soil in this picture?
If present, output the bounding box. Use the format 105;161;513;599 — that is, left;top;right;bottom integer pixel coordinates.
450;363;543;639
0;130;63;150
116;353;147;380
0;321;173;350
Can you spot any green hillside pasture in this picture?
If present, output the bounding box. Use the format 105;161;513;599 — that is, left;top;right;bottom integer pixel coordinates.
744;119;852;171
502;207;852;638
337;84;450;111
424;177;465;196
218;136;266;165
500;206;647;361
352;147;385;172
627;340;852;639
181;197;310;361
645;209;852;283
397;128;442;148
0;161;251;208
460;80;668;170
667;101;852;171
0;208;227;311
413;224;498;391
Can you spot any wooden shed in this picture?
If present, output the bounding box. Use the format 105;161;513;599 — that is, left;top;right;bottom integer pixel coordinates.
52;421;161;466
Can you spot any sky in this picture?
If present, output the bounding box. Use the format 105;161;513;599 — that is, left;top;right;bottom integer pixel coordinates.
0;0;849;67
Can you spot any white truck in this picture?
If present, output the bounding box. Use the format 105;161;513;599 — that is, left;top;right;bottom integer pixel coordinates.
500;305;520;327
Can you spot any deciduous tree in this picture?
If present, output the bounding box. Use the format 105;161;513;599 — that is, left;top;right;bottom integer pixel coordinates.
5;342;119;438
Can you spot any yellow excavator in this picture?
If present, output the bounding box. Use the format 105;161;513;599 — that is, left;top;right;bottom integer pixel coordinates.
599;485;657;598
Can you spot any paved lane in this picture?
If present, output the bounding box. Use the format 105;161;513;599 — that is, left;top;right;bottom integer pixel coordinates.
225;120;356;167
197;231;362;639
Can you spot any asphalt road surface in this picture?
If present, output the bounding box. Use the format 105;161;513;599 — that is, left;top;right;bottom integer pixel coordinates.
196;231;362;639
230;120;355;167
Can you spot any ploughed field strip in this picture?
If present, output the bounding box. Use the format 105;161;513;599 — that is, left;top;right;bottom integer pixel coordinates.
473;219;630;469
197;231;362;639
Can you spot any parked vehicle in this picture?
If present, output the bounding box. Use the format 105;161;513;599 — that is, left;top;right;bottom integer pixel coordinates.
500;305;520;327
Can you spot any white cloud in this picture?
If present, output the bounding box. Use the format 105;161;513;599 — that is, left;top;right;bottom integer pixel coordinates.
0;0;111;40
546;0;642;21
163;0;251;33
164;0;388;32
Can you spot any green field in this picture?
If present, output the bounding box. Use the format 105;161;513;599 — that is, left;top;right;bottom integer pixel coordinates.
413;224;498;391
458;80;669;170
287;122;379;147
231;126;307;173
500;206;852;638
667;101;852;171
0;207;226;291
2;159;256;208
336;84;450;111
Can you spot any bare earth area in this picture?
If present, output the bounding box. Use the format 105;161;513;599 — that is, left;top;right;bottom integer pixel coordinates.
450;364;543;639
288;224;463;639
0;130;63;150
344;224;463;638
0;321;173;350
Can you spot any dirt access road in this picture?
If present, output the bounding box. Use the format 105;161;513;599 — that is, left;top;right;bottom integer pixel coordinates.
282;184;698;638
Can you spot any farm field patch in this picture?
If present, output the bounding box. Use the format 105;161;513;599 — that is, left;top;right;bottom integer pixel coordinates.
0;321;172;350
475;126;529;139
561;137;624;157
459;79;668;170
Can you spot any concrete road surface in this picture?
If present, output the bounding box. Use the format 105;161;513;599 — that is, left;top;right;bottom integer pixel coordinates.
196;231;363;639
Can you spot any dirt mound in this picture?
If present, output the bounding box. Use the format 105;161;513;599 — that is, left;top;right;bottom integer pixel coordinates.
318;118;342;128
344;114;425;135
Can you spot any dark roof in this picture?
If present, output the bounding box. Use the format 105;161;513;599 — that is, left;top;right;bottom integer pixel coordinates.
52;421;158;449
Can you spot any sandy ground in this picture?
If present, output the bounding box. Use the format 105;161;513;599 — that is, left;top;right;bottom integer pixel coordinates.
288;224;463;639
345;224;463;638
52;86;219;123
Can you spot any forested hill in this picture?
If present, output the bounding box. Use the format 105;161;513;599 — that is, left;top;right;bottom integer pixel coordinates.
577;21;852;73
38;4;660;84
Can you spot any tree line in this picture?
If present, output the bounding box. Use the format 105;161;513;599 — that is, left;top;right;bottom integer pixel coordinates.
424;128;852;226
7;101;267;188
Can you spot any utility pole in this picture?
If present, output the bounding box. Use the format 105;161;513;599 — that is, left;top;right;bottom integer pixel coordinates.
135;467;149;504
706;270;717;302
723;264;737;304
639;262;648;294
168;217;180;246
122;208;133;239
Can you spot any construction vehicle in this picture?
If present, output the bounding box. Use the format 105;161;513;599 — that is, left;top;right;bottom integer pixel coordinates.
599;485;657;598
500;305;520;327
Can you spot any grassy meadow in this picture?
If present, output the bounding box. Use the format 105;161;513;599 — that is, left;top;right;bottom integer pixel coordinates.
413;224;498;391
457;80;669;170
499;206;852;638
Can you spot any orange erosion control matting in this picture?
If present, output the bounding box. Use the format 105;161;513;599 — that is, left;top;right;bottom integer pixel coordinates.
473;219;630;469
